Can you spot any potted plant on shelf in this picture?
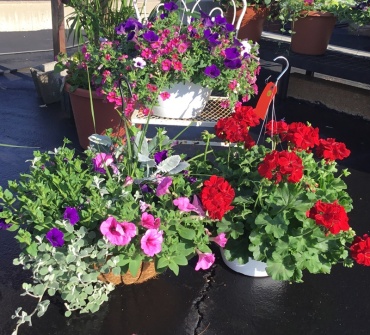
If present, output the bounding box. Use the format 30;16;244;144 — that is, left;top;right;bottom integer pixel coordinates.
276;0;359;55
55;3;260;143
0;122;230;334
188;104;370;282
218;0;278;41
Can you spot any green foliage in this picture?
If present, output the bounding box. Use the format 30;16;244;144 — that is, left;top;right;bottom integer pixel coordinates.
64;0;135;46
189;123;356;283
275;0;367;33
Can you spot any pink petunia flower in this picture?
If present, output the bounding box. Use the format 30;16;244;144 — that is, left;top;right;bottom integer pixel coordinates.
100;217;137;246
141;229;164;256
195;251;215;271
173;197;196;212
139;200;151;212
123;176;133;187
161;59;172;71
159;92;171;101
211;233;228;248
156;176;172;196
140;212;161;229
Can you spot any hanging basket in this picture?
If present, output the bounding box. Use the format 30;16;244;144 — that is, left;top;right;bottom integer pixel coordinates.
97;261;157;285
152;82;211;119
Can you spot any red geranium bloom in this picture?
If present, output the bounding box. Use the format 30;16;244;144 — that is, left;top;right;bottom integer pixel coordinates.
350;234;370;266
285;122;320;150
258;150;303;184
307;200;350;234
316;138;351;162
215;117;246;143
233;105;260;127
265;120;288;137
200;175;235;220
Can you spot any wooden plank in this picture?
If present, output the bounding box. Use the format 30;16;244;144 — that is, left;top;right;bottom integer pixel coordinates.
51;0;66;57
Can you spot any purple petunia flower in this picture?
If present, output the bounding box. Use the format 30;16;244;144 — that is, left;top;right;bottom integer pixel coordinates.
142;30;159;42
163;1;178;12
63;207;80;225
117;18;143;34
204;29;220;46
46;228;64;247
127;31;136;41
225;47;240;60
160;13;168;20
204;64;221;78
214;15;227;26
224;58;242;69
154;150;168;164
225;23;235;32
141;184;153;193
200;11;214;28
0;208;11;230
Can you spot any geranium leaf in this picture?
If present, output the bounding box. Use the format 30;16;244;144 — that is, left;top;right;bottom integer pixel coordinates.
266;258;295;281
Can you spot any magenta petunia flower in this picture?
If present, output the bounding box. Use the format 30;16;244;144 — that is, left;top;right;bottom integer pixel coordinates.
159;92;170;101
156;177;172;196
173;197;196;212
141;229;164;257
195;251;215;271
46;228;65;248
140;212;160;229
63;207;80;225
161;59;172;71
211;233;228;248
92;153;114;174
100;217;136;246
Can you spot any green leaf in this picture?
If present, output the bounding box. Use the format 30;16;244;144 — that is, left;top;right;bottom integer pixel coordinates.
177;225;196;240
266;256;295;281
168;261;179;275
157;257;169;269
39;267;49;276
129;258;142;277
172;255;188;266
26;242;38;257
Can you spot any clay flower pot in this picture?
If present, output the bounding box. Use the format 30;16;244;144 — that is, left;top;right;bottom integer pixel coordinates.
225;6;269;42
66;83;125;149
291;11;337;55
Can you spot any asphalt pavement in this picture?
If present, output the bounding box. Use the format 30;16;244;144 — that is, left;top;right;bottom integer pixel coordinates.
1;27;370;335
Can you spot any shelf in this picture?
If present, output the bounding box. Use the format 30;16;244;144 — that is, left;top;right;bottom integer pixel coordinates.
131;96;233;127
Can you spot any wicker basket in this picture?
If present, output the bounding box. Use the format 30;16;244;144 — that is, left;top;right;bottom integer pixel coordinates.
97;261;157;285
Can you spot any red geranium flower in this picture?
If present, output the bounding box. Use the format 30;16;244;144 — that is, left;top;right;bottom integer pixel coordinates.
315;138;351;162
233;105;260;127
307;200;350;234
265;120;288;137
284;122;320;150
350;234;370;266
257;150;303;184
200;175;235;220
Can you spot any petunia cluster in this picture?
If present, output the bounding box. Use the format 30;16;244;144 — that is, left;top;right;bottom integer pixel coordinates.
57;3;260;116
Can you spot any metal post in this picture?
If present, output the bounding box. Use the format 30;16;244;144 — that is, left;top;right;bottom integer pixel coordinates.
51;0;66;58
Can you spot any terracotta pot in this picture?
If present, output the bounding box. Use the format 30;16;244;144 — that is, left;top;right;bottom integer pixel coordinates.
66;83;125;149
291;11;337;55
225;6;269;42
98;261;157;285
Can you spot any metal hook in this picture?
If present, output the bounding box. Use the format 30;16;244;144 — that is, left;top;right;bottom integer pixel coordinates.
119;76;133;118
273;56;290;84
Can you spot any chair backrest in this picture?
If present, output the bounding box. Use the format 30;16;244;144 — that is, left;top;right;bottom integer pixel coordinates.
133;0;248;39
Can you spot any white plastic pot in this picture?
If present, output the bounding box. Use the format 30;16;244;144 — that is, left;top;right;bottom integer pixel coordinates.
220;248;269;277
152;82;211;119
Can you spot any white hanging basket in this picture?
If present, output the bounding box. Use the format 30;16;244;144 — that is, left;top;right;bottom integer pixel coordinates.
220;248;269;277
152;82;211;119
